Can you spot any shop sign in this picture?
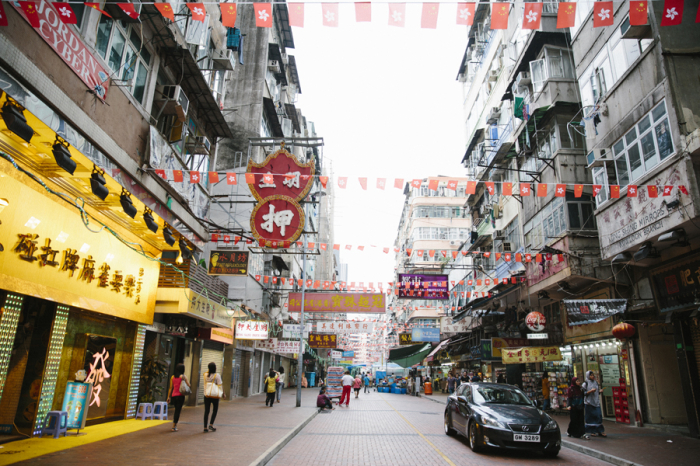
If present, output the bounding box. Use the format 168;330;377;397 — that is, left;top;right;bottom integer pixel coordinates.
288;292;385;314
13;1;110;99
412;327;440;342
527;333;548;339
399;333;413;345
208;250;249;276
481;339;493;360
236;339;255;352
440;316;472;335
397;273;449;300
501;346;562;364
0;171;159;324
315;322;374;333
235;321;269;340
491;338;529;358
651;255;700;313
331;350;342;359
620;348;629;360
283;323;311;338
144;322;166;333
525;311;546;332
255;338;278;352
185;290;232;328
61;382;92;429
563;299;627;326
342;351;355;357
84;336;115;419
277;340;301;353
199;327;234;344
308;333;337;348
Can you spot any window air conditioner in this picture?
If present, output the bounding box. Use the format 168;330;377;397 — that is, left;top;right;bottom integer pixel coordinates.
156;85;189;122
449;240;459;246
488;69;499;82
211;49;235;71
515;71;531;89
487;107;501;123
268;60;281;73
493;230;506;240
587;148;609;168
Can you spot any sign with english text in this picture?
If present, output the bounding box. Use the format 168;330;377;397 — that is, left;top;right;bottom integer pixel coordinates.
308;333;337;348
411;328;440;342
315;322;375;334
282;323;311;338
208;250;249;276
277;340;301;353
235;321;269;340
254;338;278;352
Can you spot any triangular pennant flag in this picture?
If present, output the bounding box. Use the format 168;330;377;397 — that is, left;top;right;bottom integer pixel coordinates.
456;3;475;26
421;3;439;29
221;3;238;27
209;172;220;184
85;3;111;18
322;3;339;27
358;177;368;190
523;3;543;30
660;0;684;26
53;2;78;24
388;3;406;27
254;3;273;27
593;2;614;28
154;2;175;21
289;3;304;27
629;1;648;25
557;2;576;28
491;3;509;29
226;173;237;185
118;2;140;20
19;2;40;27
319;176;328;188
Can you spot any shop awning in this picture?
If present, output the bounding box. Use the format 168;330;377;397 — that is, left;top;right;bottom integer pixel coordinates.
426;339;451;362
453;284;522;322
563;299;628;326
389;343;432;368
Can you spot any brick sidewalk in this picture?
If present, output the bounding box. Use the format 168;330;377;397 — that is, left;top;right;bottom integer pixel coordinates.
10;388;319;466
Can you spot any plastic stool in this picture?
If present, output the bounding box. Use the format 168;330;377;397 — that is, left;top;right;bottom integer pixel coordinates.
135;403;153;420
152;402;168;420
40;411;68;438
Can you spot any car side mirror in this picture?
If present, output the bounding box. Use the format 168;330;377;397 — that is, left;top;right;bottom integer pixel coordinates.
458;396;468;404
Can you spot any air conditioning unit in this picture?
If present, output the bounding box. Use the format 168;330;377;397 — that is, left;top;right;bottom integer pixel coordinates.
515;71;531;89
493;230;506;240
156;85;189;121
449;240;459;246
587;148;609;168
488;69;499;82
487;107;501;123
185;135;211;155
211;48;235;71
502;242;513;252
268;60;281;73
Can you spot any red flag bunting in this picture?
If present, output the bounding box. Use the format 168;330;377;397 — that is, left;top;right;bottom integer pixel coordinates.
629;1;648;25
537;183;547;197
289;2;304;27
155;169;167;180
226;173;237;185
485;182;495;195
593;2;614;28
0;2;7;27
53;2;77;23
522;3;543;30
574;184;583;197
428;179;439;191
593;185;602;197
680;185;689;195
118;2;140;20
610;185;620;198
85;3;111;18
411;179;422;188
466;180;477;194
254;3;273;27
660;0;684;26
322;3;339;27
209;172;219;184
388;3;406;27
421;3;439;29
503;182;513;196
355;2;371;22
520;183;531;196
394;178;404;189
557;2;576;28
456;3;475;26
648;185;658;198
173;170;183;182
627;185;638;197
663;185;673;196
358;177;368;190
19;2;40;27
319;176;328;188
338;176;347;188
154;2;175;21
377;178;386;190
245;173;255;184
491;3;509;29
555;184;566;197
221;3;238;27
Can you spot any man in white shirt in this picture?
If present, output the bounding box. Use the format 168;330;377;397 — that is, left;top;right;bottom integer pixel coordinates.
340;371;354;407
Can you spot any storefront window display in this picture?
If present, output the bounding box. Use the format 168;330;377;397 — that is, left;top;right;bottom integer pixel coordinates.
544;348;573;410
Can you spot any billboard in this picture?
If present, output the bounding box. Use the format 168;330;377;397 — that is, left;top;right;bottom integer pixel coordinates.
208;250;249;276
411;328;440;342
398;274;449;300
288;293;385;313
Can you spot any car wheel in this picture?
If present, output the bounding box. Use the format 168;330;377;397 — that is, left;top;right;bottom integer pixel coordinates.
468;421;483;453
543;449;560;458
444;411;456;436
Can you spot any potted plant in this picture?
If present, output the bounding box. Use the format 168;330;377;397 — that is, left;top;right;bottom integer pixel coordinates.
139;355;168;403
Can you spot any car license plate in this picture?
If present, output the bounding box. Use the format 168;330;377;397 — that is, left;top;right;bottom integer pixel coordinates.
513;434;540;442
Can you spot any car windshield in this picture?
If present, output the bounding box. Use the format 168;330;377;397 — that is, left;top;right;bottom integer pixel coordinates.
472;386;533;406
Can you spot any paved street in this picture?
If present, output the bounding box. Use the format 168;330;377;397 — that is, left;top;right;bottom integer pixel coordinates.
268;390;608;466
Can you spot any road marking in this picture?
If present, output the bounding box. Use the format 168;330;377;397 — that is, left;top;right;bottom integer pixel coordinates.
379;394;456;466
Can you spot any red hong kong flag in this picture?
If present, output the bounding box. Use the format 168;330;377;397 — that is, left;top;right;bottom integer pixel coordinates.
503;182;513;196
557;2;577;28
377;178;386;190
555;184;566;197
355;2;372;22
19;2;40;27
629;1;648;25
411;179;422;188
421;3;439;29
523;3;543;30
627;185;638;197
593;2;614;28
288;3;304;27
660;0;684;26
574;184;584;197
446;179;458;191
226;173;237;185
592;185;603;197
520;183;531;196
254;3;273;27
485;181;495;195
263;173;274;184
154;2;175;21
186;3;205;21
394;178;404;189
53;2;78;24
663;185;673;196
118;3;140;20
209;172;219;184
338;176;348;189
358;177;368;190
491;3;509;29
173;170;184;182
456;3;476;26
537;183;547;197
388;3;406;27
221;3;238;27
322;3;339;27
0;2;7;27
190;171;201;184
155;169;167;180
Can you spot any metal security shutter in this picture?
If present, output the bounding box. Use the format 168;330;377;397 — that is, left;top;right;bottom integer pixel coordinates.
198;342;225;403
234;349;244;398
252;351;262;395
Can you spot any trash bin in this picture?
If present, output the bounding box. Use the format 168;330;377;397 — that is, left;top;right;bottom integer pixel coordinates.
424;382;433;395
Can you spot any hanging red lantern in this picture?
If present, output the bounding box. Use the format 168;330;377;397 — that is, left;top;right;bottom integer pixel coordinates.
612;322;635;340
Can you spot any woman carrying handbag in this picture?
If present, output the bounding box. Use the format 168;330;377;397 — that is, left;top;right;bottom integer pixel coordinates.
167;363;190;432
203;362;225;433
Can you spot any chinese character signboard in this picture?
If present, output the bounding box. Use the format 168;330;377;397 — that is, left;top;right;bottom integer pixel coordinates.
277;340;301;353
399;333;413;345
84;335;115;420
247;148;315;246
235;321;269;340
255;338;278;352
562;299;627;325
491;338;529;358
315;322;374;334
501;346;563;364
288;293;385;313
208;250;249;276
412;328;440;342
331;350;342;359
440;316;472;335
283;323;312;338
198;327;234;344
62;382;92;429
651;256;700;313
398;273;449;300
308;333;337;348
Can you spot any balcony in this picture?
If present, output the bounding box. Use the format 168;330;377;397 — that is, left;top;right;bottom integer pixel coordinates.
476;217;493;238
158;257;229;298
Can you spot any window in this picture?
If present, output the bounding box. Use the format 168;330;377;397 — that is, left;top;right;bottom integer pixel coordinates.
566;193;597;230
95;15;152;104
543;302;561;324
524;197;566;247
504;218;520;251
529;47;575;93
592;166;610;207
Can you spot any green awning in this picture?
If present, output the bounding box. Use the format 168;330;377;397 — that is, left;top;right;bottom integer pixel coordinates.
389;343;433;368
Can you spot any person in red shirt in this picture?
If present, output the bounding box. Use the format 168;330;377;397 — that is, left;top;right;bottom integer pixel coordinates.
317;388;334;411
353;375;362;398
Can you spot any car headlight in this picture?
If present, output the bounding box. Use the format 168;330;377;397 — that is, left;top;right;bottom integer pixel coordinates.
544;419;558;431
481;416;503;429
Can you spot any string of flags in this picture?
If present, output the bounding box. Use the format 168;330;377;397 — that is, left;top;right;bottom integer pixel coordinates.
4;1;699;30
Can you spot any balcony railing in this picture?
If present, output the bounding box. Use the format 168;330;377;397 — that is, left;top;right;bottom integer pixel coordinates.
159;257;229;298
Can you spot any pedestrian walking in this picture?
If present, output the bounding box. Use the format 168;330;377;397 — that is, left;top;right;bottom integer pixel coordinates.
447;374;455;394
460;371;469;384
166;363;189;432
583;370;606;437
470;373;481;382
340;370;354;406
542;371;551;410
363;373;370;393
353;374;362;398
264;368;278;407
203;362;224;433
276;366;285;403
317;387;334;411
567;376;587;439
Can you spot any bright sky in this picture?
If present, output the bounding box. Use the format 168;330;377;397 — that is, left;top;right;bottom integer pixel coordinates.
292;2;469;286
